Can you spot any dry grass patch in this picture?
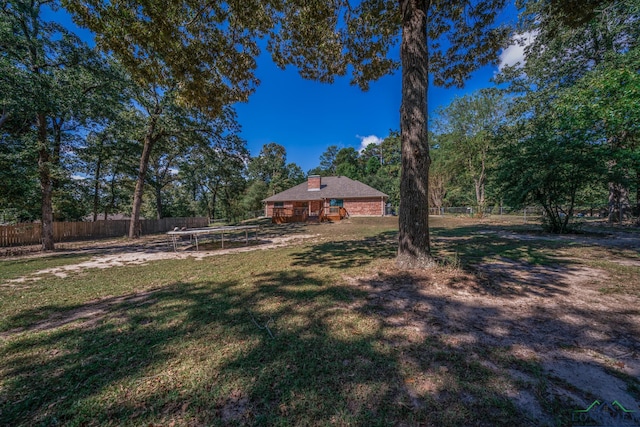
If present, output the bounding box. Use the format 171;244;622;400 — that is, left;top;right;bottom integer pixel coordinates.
1;217;639;426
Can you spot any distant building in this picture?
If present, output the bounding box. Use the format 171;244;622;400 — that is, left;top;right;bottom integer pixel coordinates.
263;175;388;223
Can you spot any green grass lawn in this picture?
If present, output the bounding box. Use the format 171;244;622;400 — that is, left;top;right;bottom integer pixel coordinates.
1;217;638;426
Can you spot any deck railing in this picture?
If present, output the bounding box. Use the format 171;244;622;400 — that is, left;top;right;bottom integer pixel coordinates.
325;207;348;220
272;207;347;223
272;208;308;223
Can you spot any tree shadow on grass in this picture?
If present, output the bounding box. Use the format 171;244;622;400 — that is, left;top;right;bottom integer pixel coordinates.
290;231;397;270
206;267;638;426
358;269;640;420
1;227;639;426
291;225;579;298
428;225;610;298
0;280;248;425
0;253;96;282
0;266;527;426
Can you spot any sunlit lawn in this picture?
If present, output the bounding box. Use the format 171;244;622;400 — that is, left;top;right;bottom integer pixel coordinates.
1;217;638;426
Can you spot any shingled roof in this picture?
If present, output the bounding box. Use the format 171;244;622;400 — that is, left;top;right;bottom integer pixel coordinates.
263;176;388;202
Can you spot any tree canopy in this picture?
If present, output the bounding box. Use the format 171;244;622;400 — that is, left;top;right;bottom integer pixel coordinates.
1;0;126;249
4;0;636;258
61;0;509;267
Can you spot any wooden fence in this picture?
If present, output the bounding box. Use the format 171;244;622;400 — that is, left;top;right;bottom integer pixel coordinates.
0;217;208;247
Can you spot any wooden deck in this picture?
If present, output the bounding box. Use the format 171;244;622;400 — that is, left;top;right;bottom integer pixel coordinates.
271;207;348;224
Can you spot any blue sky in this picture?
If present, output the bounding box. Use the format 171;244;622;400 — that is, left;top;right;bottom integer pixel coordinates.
47;4;526;174
235;6;524;173
236;52;509;173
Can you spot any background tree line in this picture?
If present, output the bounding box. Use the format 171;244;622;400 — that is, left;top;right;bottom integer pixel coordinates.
429;0;639;233
2;0;637;257
0;0;410;251
4;0;513;267
0;1;403;231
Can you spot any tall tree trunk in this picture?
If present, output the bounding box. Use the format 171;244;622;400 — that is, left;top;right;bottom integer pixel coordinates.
51;118;64;190
474;177;486;217
397;0;433;269
477;160;486;217
105;158;121;220
92;137;104;222
635;169;640;223
606;134;631;223
155;182;162;220
608;181;630;223
129;120;158;238
210;189;217;222
37;113;55;251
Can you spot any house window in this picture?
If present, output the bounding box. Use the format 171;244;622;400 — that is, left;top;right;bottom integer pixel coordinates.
329;199;343;207
274;202;284;208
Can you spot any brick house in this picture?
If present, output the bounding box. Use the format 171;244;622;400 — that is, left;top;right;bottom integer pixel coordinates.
263;175;389;223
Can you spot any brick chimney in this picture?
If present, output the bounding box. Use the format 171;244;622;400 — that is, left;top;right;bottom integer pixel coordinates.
308;175;321;191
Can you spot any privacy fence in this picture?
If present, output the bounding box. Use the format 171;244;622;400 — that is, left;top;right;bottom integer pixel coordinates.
0;217;208;247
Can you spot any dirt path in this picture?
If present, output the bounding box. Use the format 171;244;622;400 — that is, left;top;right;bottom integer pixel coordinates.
4;234;318;284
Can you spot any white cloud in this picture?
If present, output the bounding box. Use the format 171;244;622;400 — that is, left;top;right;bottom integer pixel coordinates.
356;134;382;153
498;31;537;71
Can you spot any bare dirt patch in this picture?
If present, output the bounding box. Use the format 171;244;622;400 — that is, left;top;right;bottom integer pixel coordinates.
0;291;157;338
3;220;639;425
352;224;640;425
3;234;318;285
495;228;640;250
349;255;640;424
